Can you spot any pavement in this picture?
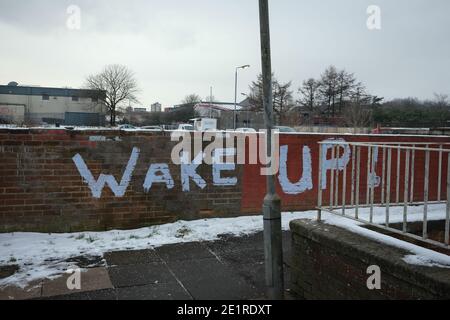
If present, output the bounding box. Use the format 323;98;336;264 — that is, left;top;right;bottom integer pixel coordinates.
0;231;295;300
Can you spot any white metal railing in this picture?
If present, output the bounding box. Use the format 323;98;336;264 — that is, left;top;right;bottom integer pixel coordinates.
317;141;450;249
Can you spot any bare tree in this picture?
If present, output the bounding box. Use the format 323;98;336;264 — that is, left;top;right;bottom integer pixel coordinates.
248;73;293;124
433;93;449;108
344;83;376;128
343;101;373;128
182;94;201;105
85;64;139;126
298;78;321;112
273;81;294;124
318;65;339;116
350;82;372;105
336;70;356;113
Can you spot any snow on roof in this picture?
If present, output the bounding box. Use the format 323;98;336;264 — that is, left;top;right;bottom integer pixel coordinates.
194;103;244;112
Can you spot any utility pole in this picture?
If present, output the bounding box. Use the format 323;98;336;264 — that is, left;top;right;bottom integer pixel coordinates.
259;0;284;300
209;86;213;118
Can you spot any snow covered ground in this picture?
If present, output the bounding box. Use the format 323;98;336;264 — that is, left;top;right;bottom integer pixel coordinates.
1;205;449;288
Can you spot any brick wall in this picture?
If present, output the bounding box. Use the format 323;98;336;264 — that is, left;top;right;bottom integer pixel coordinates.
1;129;449;232
0;129;243;232
242;134;450;212
290;219;450;299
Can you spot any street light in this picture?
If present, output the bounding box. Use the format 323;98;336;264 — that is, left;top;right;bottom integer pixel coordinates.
234;65;250;130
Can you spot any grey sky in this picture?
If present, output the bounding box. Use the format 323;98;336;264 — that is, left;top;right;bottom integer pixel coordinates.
0;0;449;109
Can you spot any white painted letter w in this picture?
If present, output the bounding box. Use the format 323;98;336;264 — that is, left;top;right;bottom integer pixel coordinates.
72;147;140;198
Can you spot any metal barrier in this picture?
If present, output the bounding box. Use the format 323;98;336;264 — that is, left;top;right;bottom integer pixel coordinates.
317;141;450;249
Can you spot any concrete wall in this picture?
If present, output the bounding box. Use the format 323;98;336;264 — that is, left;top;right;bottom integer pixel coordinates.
0;94;105;124
290;219;450;299
0;129;449;232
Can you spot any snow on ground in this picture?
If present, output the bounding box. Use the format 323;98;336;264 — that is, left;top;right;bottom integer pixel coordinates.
0;204;449;288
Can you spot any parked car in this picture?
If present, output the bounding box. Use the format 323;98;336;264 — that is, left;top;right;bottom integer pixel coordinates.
177;124;195;131
274;126;296;133
119;124;137;130
141;126;163;132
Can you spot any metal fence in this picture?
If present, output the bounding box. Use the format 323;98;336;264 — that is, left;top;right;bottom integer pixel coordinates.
317;141;450;249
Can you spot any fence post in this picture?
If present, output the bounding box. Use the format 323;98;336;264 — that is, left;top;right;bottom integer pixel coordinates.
318;144;323;221
351;145;356;206
410;145;416;204
446;153;450;246
381;147;386;204
330;146;335;209
366;146;372;205
403;150;410;233
438;145;443;202
370;146;376;223
342;145;347;216
396;145;401;204
386;148;392;227
423;149;430;240
355;147;361;220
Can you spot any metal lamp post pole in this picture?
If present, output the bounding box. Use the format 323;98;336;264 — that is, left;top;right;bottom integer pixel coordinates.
234;65;250;130
259;0;284;300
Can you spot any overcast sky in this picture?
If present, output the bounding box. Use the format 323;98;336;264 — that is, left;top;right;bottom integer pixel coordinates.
0;0;449;108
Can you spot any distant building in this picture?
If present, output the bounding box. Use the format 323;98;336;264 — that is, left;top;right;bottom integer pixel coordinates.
194;102;244;118
151;102;162;113
194;101;265;130
165;104;186;112
238;97;254;109
134;107;147;113
0;82;106;126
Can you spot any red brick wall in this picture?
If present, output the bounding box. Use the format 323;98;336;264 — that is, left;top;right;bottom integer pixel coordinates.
242;134;450;213
0;129;243;232
1;129;449;232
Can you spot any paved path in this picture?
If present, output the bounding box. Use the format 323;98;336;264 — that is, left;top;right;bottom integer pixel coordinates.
1;231;294;300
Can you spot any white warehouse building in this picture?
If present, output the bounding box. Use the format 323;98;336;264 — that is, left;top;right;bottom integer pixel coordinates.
0;82;107;126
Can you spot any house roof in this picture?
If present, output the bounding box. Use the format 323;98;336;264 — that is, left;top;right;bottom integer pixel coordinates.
0;84;106;99
194;102;244;112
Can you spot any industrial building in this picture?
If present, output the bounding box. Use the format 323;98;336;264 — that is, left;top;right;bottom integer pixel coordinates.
0;82;106;126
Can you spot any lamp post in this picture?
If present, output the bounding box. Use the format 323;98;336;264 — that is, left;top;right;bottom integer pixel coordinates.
234;65;250;130
259;0;284;300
